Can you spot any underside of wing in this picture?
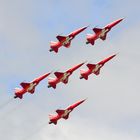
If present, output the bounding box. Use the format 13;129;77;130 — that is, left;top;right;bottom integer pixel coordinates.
28;88;35;94
100;34;107;40
62;78;68;84
63;114;69;120
64;42;71;48
94;69;100;75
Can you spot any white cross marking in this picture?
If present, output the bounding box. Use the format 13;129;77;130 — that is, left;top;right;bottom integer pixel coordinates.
27;83;37;91
60;72;70;82
62;36;73;45
99;28;109;38
92;64;102;73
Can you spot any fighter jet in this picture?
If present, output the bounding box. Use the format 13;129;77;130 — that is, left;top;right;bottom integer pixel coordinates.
86;18;123;45
49;99;86;125
14;72;51;99
49;26;88;53
48;62;85;89
80;54;116;80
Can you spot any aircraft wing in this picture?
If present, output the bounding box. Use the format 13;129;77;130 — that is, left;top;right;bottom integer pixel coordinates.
63;114;69;120
64;42;71;48
20;82;30;89
100;34;107;40
54;72;64;78
56;109;65;115
29;88;35;94
86;64;96;69
62;78;68;84
56;35;66;42
94;69;100;75
93;28;102;33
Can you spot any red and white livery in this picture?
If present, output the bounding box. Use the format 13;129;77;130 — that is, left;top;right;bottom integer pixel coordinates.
86;18;123;45
14;72;51;99
80;54;116;80
49;26;88;53
48;62;85;89
49;99;86;125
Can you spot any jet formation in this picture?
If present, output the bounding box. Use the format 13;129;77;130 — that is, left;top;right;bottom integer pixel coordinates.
11;18;123;124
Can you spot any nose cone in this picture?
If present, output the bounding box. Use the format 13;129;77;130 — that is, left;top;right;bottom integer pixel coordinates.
73;98;87;108
80;26;89;31
69;62;85;73
99;54;117;64
114;18;124;25
107;18;124;28
79;98;87;104
35;72;51;83
78;26;88;32
72;26;88;36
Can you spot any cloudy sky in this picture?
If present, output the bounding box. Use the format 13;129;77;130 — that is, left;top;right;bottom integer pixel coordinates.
0;0;140;140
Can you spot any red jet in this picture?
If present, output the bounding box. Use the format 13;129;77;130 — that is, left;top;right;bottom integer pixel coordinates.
48;62;85;89
80;54;116;80
49;26;88;53
86;18;123;45
14;72;51;99
49;99;86;125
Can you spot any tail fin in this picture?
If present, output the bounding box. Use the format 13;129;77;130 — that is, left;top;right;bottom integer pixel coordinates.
80;69;88;80
50;41;59;53
49;114;57;125
86;34;95;45
48;78;56;89
14;88;21;93
49;114;54;120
